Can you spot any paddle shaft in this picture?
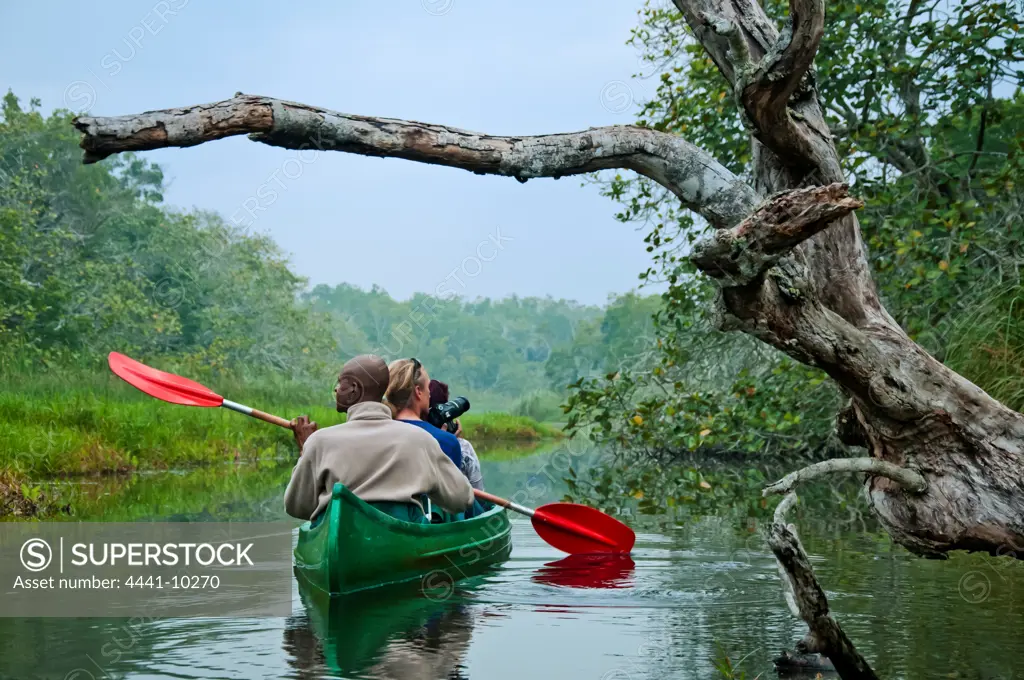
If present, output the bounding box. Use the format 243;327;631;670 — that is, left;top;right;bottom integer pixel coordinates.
474;490;619;549
474;489;534;517
221;399;293;429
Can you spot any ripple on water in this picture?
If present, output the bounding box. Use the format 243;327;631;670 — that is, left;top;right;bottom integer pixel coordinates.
6;465;1024;679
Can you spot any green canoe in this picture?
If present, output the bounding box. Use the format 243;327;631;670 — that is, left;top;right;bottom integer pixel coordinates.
293;482;513;595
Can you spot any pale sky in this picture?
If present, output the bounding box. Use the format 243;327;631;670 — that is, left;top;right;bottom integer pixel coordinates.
1;1;667;306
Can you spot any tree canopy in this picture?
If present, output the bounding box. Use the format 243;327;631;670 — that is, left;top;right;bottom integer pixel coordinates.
562;0;1024;463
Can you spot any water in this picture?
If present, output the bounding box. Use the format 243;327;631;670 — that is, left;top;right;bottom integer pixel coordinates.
3;444;1024;679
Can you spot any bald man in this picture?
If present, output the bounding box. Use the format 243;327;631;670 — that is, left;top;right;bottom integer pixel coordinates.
283;354;474;524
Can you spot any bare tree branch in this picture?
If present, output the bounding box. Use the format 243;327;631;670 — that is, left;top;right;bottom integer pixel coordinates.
671;0;777;86
675;0;832;174
690;183;863;285
734;0;826;172
774;490;800;524
768;498;880;679
743;0;825;131
74;94;760;229
763;457;928;496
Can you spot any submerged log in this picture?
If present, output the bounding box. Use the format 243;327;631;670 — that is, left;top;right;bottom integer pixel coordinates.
768;493;878;679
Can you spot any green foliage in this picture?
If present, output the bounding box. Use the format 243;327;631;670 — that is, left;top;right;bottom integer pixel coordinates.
565;456;773;519
565;0;1024;466
544;291;662;389
562;272;840;460
0;469;70;519
0;91;336;381
305;283;604;402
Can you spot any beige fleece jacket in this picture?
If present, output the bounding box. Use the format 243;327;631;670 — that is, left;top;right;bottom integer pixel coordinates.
283;401;474;521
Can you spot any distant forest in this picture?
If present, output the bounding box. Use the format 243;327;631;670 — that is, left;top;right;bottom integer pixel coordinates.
0;92;660;416
303;283;659;411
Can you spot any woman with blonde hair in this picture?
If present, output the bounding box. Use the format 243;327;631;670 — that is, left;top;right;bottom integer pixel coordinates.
384;358;463;470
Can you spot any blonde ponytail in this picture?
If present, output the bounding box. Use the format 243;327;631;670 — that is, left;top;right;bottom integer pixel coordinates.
385;359;420;418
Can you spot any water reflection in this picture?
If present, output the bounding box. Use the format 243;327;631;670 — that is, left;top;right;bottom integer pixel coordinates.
532;554;636;590
289;577;477;679
5;446;1024;679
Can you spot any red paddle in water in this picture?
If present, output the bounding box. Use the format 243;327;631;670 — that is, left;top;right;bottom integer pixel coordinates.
474;490;634;554
106;352;635;554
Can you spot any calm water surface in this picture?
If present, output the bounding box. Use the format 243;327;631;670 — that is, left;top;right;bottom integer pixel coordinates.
2;443;1023;679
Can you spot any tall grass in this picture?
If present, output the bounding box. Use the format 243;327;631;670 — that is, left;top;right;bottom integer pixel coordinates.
942;283;1024;413
0;363;561;478
0;365;337;476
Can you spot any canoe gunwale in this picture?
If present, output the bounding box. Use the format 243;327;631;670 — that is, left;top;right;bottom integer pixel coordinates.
327;482;508;535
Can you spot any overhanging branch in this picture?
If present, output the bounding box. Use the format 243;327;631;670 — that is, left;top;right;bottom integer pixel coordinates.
74;94;760;229
763;457;928;496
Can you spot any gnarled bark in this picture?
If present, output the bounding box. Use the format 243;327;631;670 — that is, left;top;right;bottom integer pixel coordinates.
74;94;758;231
690;183;863;286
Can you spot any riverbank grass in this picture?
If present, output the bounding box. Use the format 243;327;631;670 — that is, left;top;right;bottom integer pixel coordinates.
460;413;563;440
0;368;561;478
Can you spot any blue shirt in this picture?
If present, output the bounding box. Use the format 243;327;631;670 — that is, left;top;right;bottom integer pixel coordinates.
399;419;463;469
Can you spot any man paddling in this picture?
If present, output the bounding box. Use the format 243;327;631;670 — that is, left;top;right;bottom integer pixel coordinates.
283;354;474;524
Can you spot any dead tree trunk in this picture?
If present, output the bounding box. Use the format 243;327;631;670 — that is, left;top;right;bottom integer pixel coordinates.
669;0;1024;560
73;1;1024;674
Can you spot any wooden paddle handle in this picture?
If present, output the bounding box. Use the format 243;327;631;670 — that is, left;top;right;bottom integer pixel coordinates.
252;409;293;429
222;400;293;429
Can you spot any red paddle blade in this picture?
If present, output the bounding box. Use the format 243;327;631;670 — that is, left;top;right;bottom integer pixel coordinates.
531;503;635;555
107;352;224;408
